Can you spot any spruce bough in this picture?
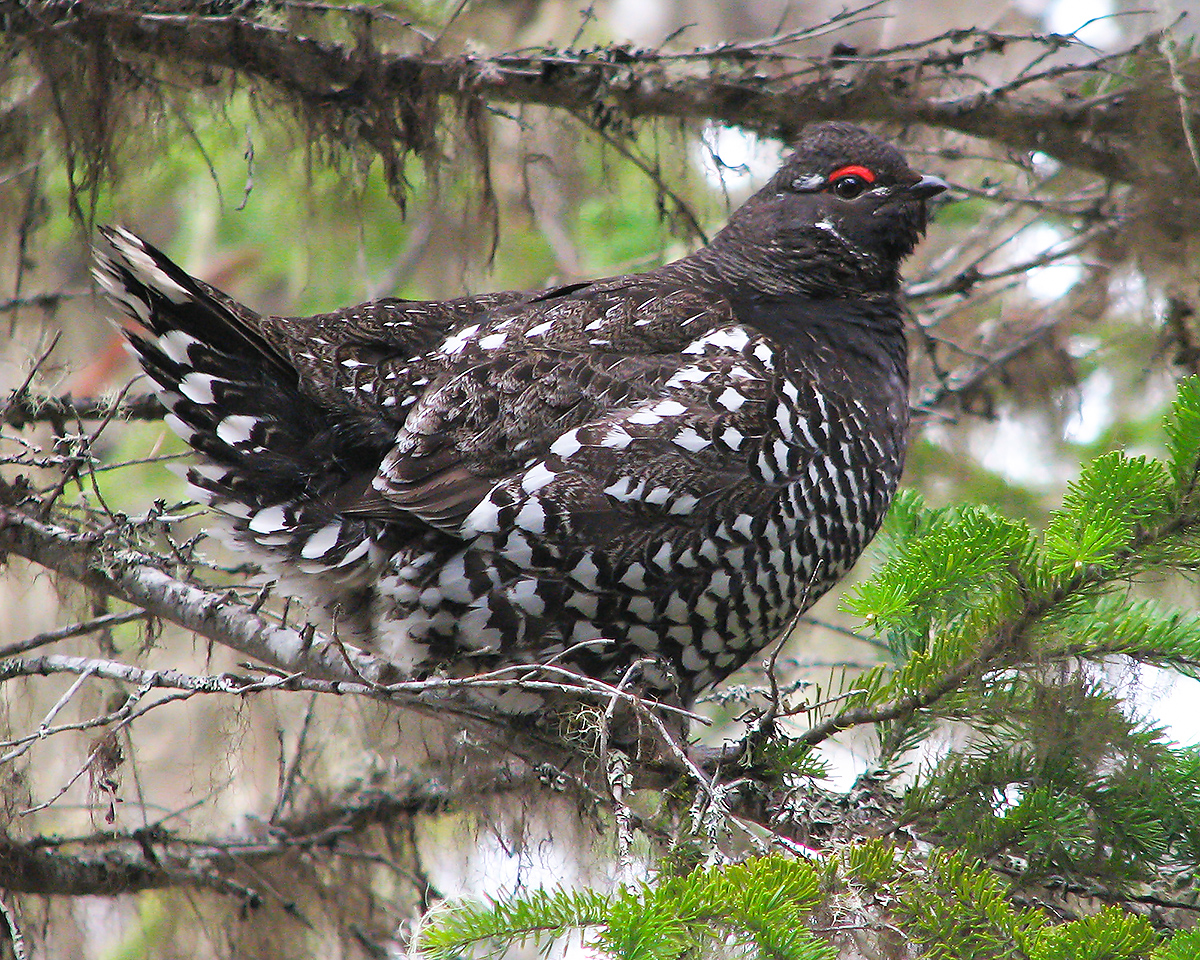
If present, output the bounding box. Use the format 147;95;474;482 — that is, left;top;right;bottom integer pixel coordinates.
420;377;1200;960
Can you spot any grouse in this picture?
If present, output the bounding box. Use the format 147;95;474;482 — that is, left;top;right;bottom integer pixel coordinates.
94;122;946;708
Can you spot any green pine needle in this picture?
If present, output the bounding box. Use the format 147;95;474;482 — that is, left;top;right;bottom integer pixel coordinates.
1153;928;1200;960
419;856;833;960
419;888;611;960
1165;375;1200;501
1026;907;1158;960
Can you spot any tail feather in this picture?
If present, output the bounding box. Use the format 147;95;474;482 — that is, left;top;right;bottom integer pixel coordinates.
93;227;379;592
93;226;293;376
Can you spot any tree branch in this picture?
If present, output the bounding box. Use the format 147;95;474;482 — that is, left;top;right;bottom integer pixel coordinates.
3;1;1187;189
0;766;538;897
2;392;165;429
798;508;1200;748
0;504;397;686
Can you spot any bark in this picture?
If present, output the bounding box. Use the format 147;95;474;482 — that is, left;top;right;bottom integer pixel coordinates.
3;1;1194;189
0;504;396;686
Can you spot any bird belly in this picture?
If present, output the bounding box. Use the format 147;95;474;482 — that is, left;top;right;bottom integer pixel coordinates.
366;466;891;702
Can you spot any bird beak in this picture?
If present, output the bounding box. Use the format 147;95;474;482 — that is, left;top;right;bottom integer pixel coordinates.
907;174;950;199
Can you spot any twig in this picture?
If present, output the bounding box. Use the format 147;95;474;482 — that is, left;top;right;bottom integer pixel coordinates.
0;608;150;658
270;694;318;824
0;896;27;960
1160;34;1200;179
1;667;96;764
16;687;194;817
1;334;63;430
906;220;1112;302
3;392;166;429
912;313;1071;417
569;112;709;244
0;291;86;313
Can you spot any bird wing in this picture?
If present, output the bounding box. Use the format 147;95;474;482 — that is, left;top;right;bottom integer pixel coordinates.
361;347;687;530
365;326;792;547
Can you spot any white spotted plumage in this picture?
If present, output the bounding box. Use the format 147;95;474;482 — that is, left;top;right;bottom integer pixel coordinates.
94;122;942;709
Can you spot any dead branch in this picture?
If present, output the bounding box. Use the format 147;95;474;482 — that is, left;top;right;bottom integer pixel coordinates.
3;1;1192;191
2;392;165;429
0;765;538;898
0;608;150;658
0;503;395;686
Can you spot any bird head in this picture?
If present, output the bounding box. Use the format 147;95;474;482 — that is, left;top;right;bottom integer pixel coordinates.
707;122;948;296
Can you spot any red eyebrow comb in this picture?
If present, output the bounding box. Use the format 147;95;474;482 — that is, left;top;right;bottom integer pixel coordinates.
829;164;876;182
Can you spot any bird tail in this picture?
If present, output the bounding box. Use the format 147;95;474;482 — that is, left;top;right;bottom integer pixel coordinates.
92;227;375;583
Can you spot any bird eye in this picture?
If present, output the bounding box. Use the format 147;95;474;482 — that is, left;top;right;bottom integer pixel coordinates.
828;164;876;200
832;175;867;199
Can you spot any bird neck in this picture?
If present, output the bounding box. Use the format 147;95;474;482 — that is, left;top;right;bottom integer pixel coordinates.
660;241;909;355
720;288;909;375
681;225;902;300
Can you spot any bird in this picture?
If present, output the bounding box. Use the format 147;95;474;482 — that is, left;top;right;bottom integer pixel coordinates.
93;122;946;711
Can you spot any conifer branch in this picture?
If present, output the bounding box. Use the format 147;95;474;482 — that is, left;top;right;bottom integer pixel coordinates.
1;0;1185;186
795;583;1062;748
0;503;395;687
815;387;1200;749
2;392;166;428
0;766;538;897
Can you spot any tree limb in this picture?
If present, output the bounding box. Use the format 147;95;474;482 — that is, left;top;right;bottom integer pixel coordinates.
0;504;396;686
2;392;165;429
0;766;537;897
3;1;1189;189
